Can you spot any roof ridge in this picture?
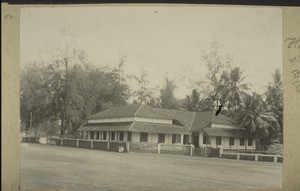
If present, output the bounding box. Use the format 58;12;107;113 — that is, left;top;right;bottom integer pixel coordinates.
128;121;135;131
151;106;197;114
133;104;144;117
188;113;197;131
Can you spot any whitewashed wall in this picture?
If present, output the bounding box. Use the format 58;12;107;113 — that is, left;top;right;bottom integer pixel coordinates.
87;117;172;125
211;123;238;129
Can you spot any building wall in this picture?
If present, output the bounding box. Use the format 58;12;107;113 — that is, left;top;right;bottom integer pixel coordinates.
84;130;187;146
211;123;238;129
131;132;140;142
87;117;172;125
198;132;256;150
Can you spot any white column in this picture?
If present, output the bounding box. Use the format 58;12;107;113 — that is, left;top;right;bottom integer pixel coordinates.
199;133;203;147
180;134;184;145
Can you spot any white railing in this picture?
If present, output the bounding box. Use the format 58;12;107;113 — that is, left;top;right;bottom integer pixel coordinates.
220;150;283;163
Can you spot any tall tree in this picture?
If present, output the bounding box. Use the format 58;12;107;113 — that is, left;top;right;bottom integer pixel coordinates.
202;43;231;110
160;77;179;109
20;62;53;136
221;67;250;111
233;93;280;147
264;69;283;132
182;89;201;111
133;69;153;104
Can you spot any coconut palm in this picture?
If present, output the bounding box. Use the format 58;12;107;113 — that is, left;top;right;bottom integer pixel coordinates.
264;69;283;132
221;67;250;111
233;93;280;148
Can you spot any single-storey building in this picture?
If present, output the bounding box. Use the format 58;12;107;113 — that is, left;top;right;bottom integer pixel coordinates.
78;104;256;150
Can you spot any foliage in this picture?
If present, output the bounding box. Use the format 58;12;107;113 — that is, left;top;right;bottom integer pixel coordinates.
160;77;179;109
264;69;283;132
20;48;131;137
221;67;250;110
133;69;153;104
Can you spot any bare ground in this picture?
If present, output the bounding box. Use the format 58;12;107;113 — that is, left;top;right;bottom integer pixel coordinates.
21;143;282;191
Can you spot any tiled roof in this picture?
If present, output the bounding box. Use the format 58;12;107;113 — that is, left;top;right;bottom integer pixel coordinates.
190;111;235;131
134;105;175;120
202;128;252;138
87;104;141;119
148;107;196;128
130;122;189;134
87;104;195;128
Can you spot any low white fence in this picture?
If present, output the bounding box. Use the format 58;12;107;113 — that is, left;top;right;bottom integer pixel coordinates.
220;149;283;163
158;143;194;156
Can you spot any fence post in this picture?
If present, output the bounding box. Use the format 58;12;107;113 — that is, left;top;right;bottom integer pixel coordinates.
61;139;63;146
190;144;194;156
158;143;161;154
28;137;31;143
219;148;223;158
36;137;38;143
76;139;79;147
126;142;130;152
274;156;278;163
237;153;240;160
107;142;110;150
255;154;258;162
91;141;93;149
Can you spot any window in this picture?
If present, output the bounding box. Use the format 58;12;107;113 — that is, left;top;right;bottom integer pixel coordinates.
111;132;115;141
140;132;148;142
172;134;181;143
90;131;95;140
119;132;124;141
248;138;253;146
102;132;107;140
127;132;132;142
216;136;222;145
240;138;245;146
158;133;165;143
96;132;100;140
183;135;189;145
229;137;235;146
203;136;211;145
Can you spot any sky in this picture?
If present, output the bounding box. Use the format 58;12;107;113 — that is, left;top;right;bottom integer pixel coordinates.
20;5;282;99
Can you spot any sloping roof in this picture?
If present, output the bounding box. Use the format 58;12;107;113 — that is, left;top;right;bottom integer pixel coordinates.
87;104;195;128
134;105;175;120
190;111;235;132
148;107;196;128
87;104;142;119
202;128;252;138
78;122;133;131
130;122;189;134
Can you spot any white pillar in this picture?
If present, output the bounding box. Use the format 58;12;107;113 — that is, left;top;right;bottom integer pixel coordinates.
199;133;204;147
158;143;161;154
180;134;184;145
255;154;258;162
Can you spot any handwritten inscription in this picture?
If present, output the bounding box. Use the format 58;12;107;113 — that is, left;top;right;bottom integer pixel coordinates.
4;14;14;20
284;38;300;49
292;81;300;94
285;37;300;94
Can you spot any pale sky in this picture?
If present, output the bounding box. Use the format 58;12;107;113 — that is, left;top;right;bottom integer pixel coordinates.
20;6;282;99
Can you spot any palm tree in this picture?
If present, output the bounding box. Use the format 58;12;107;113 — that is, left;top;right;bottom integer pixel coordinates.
233;93;280;149
221;67;250;111
264;69;283;132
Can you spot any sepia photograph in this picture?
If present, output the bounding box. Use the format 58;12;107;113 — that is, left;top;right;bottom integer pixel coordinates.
20;5;283;190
